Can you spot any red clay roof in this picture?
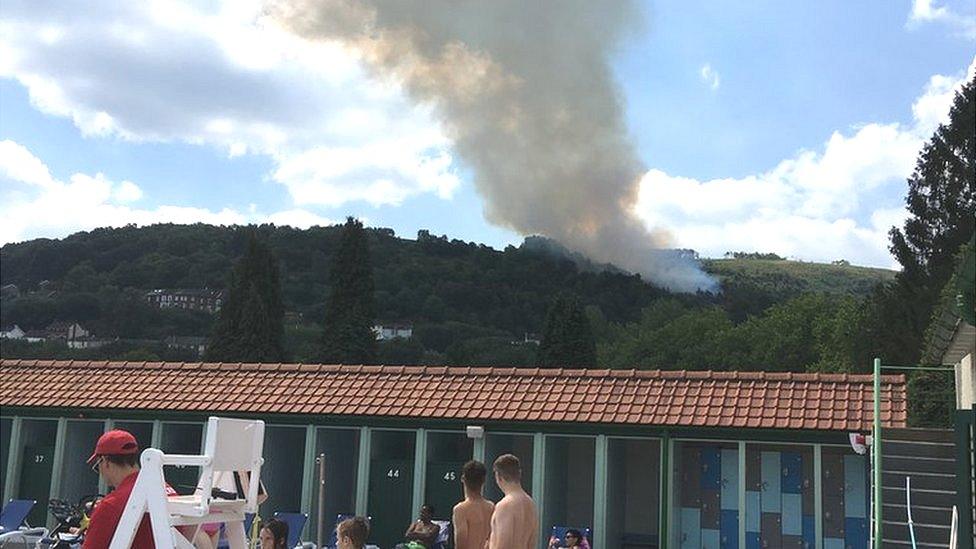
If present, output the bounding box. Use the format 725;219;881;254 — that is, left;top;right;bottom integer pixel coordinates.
0;360;907;431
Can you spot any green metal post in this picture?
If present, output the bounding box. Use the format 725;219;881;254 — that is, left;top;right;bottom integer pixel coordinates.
355;427;371;516
473;436;485;463
300;426;317;518
3;417;22;502
151;419;162;448
873;357;882;549
100;420;111;494
738;441;746;549
533;433;546;549
411;428;427;516
659;431;670;547
814;444;823;549
593;435;608;549
954;408;974;547
48;418;68;520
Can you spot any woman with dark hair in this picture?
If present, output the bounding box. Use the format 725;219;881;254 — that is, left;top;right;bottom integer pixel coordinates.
547;528;588;549
259;518;289;549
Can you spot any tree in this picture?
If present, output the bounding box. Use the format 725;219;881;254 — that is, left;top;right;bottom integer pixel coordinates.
891;75;975;288
318;218;377;364
204;233;285;362
863;75;975;427
537;294;597;368
880;75;976;364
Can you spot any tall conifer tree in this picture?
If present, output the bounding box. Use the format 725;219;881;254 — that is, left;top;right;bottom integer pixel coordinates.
319;217;377;364
857;76;974;426
537;294;597;368
205;232;285;362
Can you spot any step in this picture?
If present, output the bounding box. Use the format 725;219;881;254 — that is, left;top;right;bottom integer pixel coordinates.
880;539;949;549
884;428;955;443
882;503;954;526
883;455;956;475
882;472;958;492
883;440;956;459
883;487;956;509
882;521;951;546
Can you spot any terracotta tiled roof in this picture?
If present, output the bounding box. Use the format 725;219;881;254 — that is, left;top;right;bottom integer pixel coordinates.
0;360;907;431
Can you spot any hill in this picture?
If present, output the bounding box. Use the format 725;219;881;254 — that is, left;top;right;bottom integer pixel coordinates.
0;223;895;367
701;257;896;321
703;257;895;295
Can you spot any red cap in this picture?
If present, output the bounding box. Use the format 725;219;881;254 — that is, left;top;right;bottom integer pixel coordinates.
87;430;139;465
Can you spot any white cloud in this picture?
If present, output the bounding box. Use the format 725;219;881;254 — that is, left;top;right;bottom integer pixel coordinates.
0;140;334;244
700;63;720;91
113;180;143;203
635;58;975;268
908;0;976;38
0;140;56;189
0;0;460;208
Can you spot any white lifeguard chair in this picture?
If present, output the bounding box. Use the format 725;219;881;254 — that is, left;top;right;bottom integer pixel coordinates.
110;417;265;549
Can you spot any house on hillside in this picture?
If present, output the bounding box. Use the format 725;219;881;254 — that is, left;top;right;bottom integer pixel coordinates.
284;311;304;326
67;335;112;350
145;288;224;313
165;335;208;357
0;284;20;299
516;332;541;345
0;325;25;340
22;329;47;343
372;322;413;340
45;321;89;342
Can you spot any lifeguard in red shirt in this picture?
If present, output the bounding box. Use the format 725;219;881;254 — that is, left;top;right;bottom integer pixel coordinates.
83;430;177;549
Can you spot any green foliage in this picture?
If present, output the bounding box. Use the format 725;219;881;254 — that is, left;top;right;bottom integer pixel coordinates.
318;218;377;364
861;76;975;427
878;75;976;367
537;294;597;368
600;301;732;370
907;370;955;428
1;221;902;372
0;339;195;362
598;294;868;373
447;336;537;367
377;337;427;365
723;251;785;260
204;233;285;362
890;75;975;291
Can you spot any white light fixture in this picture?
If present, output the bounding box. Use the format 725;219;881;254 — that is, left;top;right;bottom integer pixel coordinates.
466;425;484;439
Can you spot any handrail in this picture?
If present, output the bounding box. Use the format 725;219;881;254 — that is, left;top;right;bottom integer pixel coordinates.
949;505;958;549
906;476;917;549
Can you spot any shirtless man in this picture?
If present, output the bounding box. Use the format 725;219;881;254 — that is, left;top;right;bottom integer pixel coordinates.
452;460;494;549
487;454;538;549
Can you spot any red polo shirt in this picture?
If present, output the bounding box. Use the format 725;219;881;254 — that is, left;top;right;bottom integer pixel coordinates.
82;471;177;549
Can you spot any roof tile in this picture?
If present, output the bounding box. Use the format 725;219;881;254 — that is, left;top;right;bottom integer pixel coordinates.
0;359;907;431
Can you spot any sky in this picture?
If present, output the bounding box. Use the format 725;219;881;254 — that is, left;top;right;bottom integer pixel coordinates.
0;0;974;271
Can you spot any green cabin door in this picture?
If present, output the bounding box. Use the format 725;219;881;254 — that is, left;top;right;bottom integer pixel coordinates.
425;461;465;521
19;445;54;526
369;459;414;548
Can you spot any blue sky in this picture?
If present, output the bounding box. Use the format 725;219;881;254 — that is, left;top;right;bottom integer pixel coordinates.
0;0;974;274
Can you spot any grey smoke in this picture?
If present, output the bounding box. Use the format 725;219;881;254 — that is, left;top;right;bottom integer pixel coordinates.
269;0;717;292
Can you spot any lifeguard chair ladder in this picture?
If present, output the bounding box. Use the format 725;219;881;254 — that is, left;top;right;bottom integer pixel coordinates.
109;417;265;549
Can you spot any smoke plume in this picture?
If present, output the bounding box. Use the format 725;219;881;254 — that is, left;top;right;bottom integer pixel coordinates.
268;0;717;292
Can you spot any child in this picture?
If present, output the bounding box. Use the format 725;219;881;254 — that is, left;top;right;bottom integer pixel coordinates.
337;516;370;549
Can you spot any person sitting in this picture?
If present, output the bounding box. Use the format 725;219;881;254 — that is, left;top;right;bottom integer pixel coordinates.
82;429;217;549
548;528;588;549
259;518;289;549
336;516;370;549
396;504;441;549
